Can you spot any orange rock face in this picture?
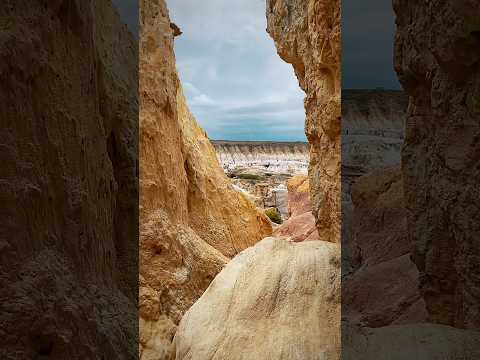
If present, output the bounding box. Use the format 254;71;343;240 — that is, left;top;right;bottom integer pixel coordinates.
287;175;312;217
267;0;341;243
274;175;319;242
139;0;272;357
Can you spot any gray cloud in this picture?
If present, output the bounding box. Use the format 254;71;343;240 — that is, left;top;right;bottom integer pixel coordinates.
110;0;400;139
166;0;306;141
342;0;401;89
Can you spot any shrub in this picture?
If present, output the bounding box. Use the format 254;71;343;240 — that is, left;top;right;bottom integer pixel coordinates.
265;208;282;224
237;173;262;181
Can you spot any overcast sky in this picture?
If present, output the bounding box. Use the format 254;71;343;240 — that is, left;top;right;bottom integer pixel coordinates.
112;0;401;140
165;0;306;141
342;0;401;89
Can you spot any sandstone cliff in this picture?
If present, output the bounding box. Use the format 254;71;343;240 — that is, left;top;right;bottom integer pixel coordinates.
212;140;309;174
0;0;138;358
394;0;480;329
174;237;341;360
139;1;272;358
267;0;341;243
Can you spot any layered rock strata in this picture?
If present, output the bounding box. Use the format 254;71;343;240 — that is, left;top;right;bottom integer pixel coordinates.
212;140;309;174
267;0;341;243
341;89;407;190
174;237;341;360
139;1;272;358
394;0;480;329
0;0;139;358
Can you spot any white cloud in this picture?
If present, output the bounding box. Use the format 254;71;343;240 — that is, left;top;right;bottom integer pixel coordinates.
183;81;201;96
165;0;306;141
190;94;217;106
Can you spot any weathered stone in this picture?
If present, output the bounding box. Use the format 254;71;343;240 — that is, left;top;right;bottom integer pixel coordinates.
267;0;341;243
174;237;341;360
139;1;272;358
349;168;409;268
394;0;480;329
287;175;312;217
344;323;480;359
343;168;426;327
0;0;138;358
273;175;319;241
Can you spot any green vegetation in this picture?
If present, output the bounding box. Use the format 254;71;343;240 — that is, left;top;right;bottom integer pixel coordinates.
265;208;283;224
236;173;262;181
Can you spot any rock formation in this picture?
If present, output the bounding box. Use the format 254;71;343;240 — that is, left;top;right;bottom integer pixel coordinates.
0;0;138;358
174;237;341;360
349;168;408;269
212;140;309;174
287;175;312;217
273;175;320;242
342;168;427;327
267;0;341;243
139;0;272;357
344;323;480;359
394;0;480;329
342;90;407;185
341;90;407;251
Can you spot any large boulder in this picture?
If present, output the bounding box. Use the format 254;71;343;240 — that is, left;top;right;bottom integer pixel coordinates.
174;237;341;360
343;255;426;327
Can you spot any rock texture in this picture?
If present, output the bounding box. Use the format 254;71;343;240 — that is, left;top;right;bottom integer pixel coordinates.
349;168;408;269
287;175;312;217
342;90;407;184
174;237;341;360
0;1;138;358
342;168;427;327
344;323;480;359
394;0;480;329
267;0;341;243
213;140;309;174
139;0;272;357
274;175;319;242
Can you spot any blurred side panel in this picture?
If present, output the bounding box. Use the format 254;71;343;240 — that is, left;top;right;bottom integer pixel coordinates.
0;0;138;358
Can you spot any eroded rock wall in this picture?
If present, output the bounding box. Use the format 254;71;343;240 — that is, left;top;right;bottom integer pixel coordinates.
343;169;427;327
394;0;480;329
267;0;341;243
0;0;138;358
139;0;272;357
